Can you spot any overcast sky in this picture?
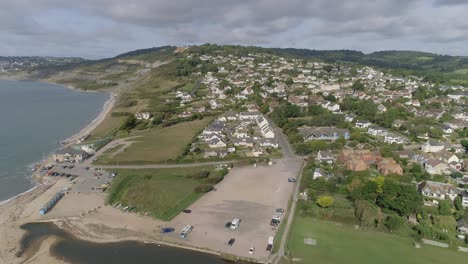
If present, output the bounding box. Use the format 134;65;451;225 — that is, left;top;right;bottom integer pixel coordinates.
2;0;468;59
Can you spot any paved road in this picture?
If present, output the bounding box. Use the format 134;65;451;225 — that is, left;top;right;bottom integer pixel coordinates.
97;160;238;169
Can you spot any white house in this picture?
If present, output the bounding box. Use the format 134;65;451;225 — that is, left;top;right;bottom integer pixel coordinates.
461;190;468;208
355;120;372;129
367;127;387;137
421;141;445;153
419;181;458;201
135;112;151;120
316;150;335;164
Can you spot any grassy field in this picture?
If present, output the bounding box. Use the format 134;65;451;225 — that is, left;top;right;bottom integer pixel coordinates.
108;167;217;221
287;215;467;264
95;118;211;164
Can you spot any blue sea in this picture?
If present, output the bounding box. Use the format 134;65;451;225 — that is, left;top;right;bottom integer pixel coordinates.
0;79;108;201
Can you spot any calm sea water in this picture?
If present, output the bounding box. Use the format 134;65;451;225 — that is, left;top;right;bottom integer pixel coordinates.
19;223;237;264
0;79;108;201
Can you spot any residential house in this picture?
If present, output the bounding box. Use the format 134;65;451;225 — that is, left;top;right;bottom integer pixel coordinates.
461;190;468;208
457;220;468;234
224;111;238;121
53;147;89;163
419;181;458;200
233;138;254;147
441;125;453;134
355;120;372;128
258;138;279;148
421;141;445;153
208;138;227;148
239;111;260;122
433;151;459;164
204;149;228;158
298;127;350;141
313;168;334;180
367;127;387;137
345;114;356;123
316;150;335;164
134;112;151;120
425;159;449;175
384;133;404;144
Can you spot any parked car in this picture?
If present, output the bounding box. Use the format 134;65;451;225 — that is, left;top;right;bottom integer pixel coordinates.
228;238;235;246
275;208;285;214
288;177;296;183
182;209;192;213
225;221;232;228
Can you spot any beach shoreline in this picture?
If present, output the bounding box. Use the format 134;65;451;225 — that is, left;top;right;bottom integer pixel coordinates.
0;80;115;205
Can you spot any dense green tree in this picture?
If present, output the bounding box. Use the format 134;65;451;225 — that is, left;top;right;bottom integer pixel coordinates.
384;215;405;232
377;180;423;216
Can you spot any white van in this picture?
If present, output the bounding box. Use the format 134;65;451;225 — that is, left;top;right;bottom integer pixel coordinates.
180;225;193;238
230;218;241;229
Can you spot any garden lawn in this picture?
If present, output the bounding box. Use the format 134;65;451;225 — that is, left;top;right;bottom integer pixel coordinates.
288;215;467;264
97;118;211;164
108;167;213;221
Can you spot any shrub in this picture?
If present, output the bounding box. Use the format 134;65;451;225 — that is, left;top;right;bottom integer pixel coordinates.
191;171;211;179
206;175;224;184
194;184;213;193
317;195;334;208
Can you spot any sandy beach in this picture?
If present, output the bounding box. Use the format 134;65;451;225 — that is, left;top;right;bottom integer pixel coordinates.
61;92;115;145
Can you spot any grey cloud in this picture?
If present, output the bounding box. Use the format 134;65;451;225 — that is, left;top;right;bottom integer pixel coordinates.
1;0;468;57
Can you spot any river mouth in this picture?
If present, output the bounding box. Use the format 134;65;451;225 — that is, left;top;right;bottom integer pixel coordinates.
17;222;248;264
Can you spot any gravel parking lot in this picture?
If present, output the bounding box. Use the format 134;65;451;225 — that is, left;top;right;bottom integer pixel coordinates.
170;158;302;261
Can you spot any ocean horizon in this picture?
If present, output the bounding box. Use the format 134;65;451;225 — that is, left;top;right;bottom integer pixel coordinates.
0;79;108;201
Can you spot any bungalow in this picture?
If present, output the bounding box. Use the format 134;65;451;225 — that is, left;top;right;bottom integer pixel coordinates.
298;126;350;141
419;181;458;201
316;150;335;164
355;120;372;129
53;147;89;163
